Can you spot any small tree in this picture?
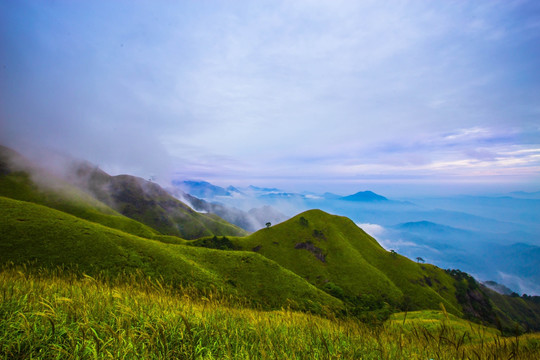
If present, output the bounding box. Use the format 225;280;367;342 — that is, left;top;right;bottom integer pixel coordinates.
390;250;397;257
416;257;425;263
265;222;271;229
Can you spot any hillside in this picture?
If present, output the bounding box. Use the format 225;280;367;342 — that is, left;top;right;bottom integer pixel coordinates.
229;210;540;332
0;149;159;239
233;210;462;316
0;196;341;312
0;146;246;239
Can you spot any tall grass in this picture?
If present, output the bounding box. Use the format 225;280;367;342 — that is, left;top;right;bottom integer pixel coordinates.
1;264;539;359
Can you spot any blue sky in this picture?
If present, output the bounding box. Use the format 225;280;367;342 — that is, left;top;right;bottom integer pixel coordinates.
1;0;539;195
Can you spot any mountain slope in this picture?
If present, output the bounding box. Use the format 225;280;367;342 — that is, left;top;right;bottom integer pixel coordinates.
0;146;246;239
0;196;342;312
0;151;159;239
68;163;247;239
233;210;462;315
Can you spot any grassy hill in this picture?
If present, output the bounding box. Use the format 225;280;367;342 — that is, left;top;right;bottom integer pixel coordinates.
0;145;246;239
233;210;462;316
0;168;161;239
0;196;341;313
485;286;540;332
86;171;247;239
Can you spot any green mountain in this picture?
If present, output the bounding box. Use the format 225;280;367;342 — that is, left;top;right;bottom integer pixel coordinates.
0;147;161;239
0;196;341;312
0;146;246;239
231;211;540;331
233;210;462;316
70;162;247;239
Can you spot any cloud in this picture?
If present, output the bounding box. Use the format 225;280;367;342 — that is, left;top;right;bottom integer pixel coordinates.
357;223;386;238
356;223;443;258
497;271;540;296
1;0;539;191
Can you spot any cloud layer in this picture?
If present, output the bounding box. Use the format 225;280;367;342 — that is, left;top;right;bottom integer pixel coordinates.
1;0;539;193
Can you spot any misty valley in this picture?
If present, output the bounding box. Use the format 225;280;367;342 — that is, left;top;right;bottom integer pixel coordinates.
176;179;540;296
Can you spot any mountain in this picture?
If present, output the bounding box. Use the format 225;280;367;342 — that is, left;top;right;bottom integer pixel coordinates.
173;180;232;198
0;196;340;312
340;191;388;202
388;220;540;295
175;191;288;232
226;185;244;195
396;220;468;233
322;192;342;200
258;192;307;200
247;185;281;192
227;210;540;330
509;191;540;199
483;281;514;295
0;148;161;239
0;146;246;239
64;163;247;239
234;210;463;315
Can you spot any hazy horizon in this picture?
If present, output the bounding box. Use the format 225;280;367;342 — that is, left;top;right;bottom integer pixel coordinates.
1;1;539;196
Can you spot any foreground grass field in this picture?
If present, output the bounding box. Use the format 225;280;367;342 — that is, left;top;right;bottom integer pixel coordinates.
2;265;539;359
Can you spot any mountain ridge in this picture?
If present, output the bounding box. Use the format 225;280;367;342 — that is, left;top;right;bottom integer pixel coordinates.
0;146;246;239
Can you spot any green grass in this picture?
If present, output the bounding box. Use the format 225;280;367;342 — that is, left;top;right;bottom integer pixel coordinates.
2;265;539;359
103;174;248;239
0;196;341;313
388;310;501;340
486;287;540;333
0;145;247;240
233;210;462;315
0;171;160;239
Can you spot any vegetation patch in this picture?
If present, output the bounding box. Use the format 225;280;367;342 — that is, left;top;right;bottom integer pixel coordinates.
294;242;326;262
1;265;539;360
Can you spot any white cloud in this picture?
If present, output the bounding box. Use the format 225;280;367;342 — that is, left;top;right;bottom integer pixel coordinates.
497;271;540;296
2;0;539;189
357;223;386;238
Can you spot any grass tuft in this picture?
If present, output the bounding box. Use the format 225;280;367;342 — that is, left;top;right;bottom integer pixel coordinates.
1;265;539;359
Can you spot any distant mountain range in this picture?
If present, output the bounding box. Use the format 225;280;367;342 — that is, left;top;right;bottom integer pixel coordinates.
173;180;237;198
388;220;540;295
174;178;540;297
175;178;391;203
509;191;540;199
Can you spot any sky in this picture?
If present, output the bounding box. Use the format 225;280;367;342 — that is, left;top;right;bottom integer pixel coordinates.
1;0;540;196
